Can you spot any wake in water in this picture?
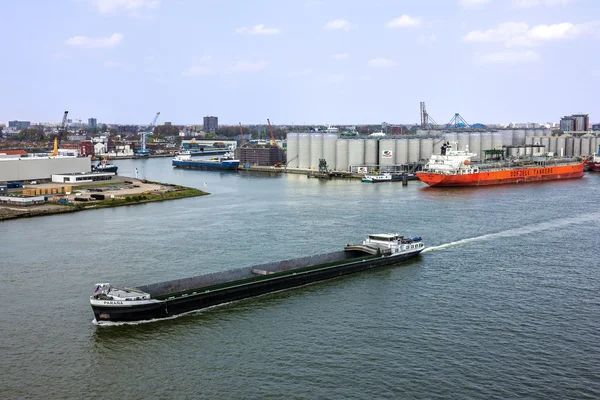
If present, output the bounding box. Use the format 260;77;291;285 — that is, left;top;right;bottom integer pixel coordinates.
423;211;600;253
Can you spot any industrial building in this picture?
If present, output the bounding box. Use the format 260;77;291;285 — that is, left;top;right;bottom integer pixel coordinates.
286;130;599;172
8;120;30;130
203;116;218;133
0;156;92;182
560;114;590;132
235;144;285;166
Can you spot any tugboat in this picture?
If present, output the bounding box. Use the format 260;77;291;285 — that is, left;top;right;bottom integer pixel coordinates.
93;157;118;174
416;142;585;187
362;172;417;183
90;233;425;322
587;153;600;172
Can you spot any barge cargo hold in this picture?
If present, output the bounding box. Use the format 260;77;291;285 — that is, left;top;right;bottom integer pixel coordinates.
91;234;425;322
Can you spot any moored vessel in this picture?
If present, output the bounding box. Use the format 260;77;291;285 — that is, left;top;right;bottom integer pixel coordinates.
92;158;118;174
362;172;417;183
172;152;240;171
587;153;600;172
417;142;586;187
90;233;425;323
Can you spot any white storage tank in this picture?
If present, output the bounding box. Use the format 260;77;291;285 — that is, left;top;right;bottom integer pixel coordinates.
364;139;378;165
298;132;311;168
513;129;526;145
541;137;550;153
348;139;365;168
525;129;535;138
286;132;299;168
309;133;324;169
379;139;396;167
396;139;409;165
580;136;591;156
492;131;503;149
457;132;469;152
335;139;349;171
469;132;481;161
534;129;544;137
573;137;581;157
518;147;526;157
549;137;557;155
420;138;434;161
433;138;444;156
416;129;428;136
502;130;514;147
445;132;457;144
408;138;421;163
481;132;492;153
557;137;567;157
323;133;338;169
565;137;574;156
591;136;599;155
543;128;551;137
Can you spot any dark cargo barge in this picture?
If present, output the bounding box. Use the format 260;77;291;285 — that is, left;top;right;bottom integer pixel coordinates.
91;234;425;323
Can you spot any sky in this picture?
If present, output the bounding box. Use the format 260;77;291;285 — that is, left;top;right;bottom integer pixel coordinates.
0;0;598;126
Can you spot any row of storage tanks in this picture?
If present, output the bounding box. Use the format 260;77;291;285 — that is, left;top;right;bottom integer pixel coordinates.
286;130;600;171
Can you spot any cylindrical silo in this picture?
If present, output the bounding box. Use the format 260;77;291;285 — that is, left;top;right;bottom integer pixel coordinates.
525;130;535;139
420;138;434;161
348;139;365;168
573;137;581;157
518;147;526;157
481;132;492;154
534;129;544;137
502;130;514;147
508;147;519;157
549;137;557;155
309;133;323;169
492;131;503;149
323;133;337;169
591;136;598;155
364;139;378;165
379;139;396;167
580;137;591;156
416;129;428;136
543;128;551;137
444;132;457;145
457;132;469;152
408;138;421;163
433;138;444;156
513;129;526;145
335;139;349;171
565;137;574;156
469;132;481;161
396;139;408;165
557;136;566;157
287;132;299;168
298;132;311;168
541;137;550;153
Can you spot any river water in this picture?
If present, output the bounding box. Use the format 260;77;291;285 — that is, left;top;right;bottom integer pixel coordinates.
2;157;600;399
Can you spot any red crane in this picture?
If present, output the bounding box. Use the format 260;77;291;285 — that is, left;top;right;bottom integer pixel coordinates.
267;118;277;146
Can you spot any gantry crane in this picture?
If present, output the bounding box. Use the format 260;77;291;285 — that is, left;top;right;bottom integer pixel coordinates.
137;111;160;156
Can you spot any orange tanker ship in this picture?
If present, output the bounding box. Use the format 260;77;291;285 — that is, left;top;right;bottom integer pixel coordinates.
417;143;586;187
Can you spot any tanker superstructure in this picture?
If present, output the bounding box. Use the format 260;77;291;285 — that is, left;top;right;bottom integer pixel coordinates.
417;142;586;187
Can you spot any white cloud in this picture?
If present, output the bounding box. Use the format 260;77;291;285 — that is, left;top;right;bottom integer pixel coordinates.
513;0;570;7
183;66;212;76
479;50;540;64
368;58;397;68
386;15;422;28
459;0;492;8
229;61;268;72
235;24;281;35
92;0;159;14
65;33;124;48
463;21;592;47
331;53;349;61
324;19;355;32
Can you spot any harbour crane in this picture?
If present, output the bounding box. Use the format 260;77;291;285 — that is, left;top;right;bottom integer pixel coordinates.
137;111;160;157
267;118;276;146
53;111;69;156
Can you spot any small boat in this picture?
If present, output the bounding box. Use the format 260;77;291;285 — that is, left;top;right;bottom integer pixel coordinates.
93;158;118;174
587;153;600;172
362;172;416;183
90;233;425;322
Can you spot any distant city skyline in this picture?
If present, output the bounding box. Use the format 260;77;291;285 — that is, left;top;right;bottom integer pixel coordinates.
1;0;598;125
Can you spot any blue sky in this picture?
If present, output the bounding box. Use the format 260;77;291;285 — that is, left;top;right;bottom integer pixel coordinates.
1;0;598;125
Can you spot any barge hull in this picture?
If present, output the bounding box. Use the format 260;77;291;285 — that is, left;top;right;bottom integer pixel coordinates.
92;250;421;322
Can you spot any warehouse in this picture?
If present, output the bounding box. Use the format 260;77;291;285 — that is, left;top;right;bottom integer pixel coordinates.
0;156;92;182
